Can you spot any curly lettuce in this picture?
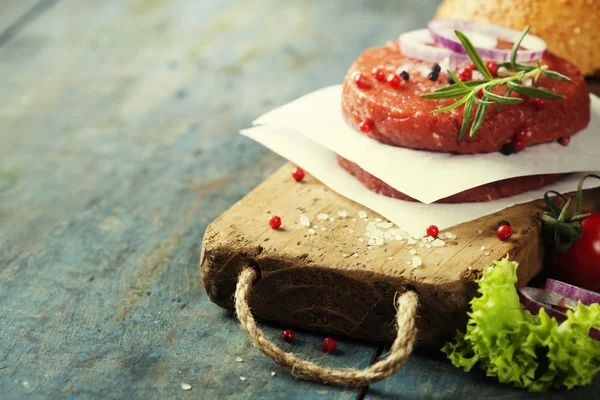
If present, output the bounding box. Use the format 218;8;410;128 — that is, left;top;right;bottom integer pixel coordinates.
442;257;600;392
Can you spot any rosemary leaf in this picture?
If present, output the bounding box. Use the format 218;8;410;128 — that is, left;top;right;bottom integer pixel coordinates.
470;101;488;137
431;96;470;113
458;96;475;140
498;62;535;72
421;87;471;99
463;80;489;87
496;87;513;111
507;81;564;99
542;69;571;82
510;26;530;70
474;97;494;105
454;30;493;79
483;88;523;104
447;70;469;89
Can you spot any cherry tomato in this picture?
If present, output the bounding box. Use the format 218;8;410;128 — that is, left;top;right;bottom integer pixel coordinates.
552;211;600;293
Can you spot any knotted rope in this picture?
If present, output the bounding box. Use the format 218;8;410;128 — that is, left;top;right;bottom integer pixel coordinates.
234;268;418;388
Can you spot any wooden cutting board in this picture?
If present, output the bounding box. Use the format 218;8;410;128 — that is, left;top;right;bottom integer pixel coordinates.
200;164;600;347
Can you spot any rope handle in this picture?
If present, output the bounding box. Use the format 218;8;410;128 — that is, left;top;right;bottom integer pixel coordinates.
234;268;419;388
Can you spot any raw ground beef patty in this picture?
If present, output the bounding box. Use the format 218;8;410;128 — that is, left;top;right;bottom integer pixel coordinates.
342;41;590;154
338;156;568;203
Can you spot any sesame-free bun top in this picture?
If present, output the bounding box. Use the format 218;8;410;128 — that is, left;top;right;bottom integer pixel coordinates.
435;0;600;76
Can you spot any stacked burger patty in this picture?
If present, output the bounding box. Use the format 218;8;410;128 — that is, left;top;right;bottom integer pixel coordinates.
339;40;590;203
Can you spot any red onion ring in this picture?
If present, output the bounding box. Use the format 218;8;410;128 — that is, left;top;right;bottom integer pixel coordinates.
428;20;547;63
545;278;600;306
398;29;470;63
518;287;600;341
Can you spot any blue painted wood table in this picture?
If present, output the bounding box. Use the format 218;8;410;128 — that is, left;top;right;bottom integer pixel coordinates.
0;1;598;398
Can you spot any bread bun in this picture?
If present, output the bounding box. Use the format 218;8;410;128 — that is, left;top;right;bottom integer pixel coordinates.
435;0;600;76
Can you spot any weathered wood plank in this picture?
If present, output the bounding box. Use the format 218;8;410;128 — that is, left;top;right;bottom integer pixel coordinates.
1;0;402;397
0;0;43;35
2;0;597;398
0;0;58;46
201;163;600;346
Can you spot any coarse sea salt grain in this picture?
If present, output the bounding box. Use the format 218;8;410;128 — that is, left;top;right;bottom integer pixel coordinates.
312;225;319;229
438;232;456;240
472;70;485;80
388;257;393;260
412;256;422;268
425;244;431;249
329;217;335;222
468;265;473;270
299;215;310;227
377;222;394;229
317;213;328;220
321;227;327;231
236;357;243;362
337;210;348;218
240;376;246;381
271;371;276;376
375;218;382;223
406;261;411;265
478;230;483;234
349;229;354;234
358;211;367;219
181;383;192;391
407;238;417;245
308;228;316;234
480;245;486;251
431;239;445;247
484;252;490;256
409;249;417;255
359;238;364;243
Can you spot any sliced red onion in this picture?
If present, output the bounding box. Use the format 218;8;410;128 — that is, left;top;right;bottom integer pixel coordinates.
398;29;471;63
428;20;547;63
545;278;600;306
518;287;600;341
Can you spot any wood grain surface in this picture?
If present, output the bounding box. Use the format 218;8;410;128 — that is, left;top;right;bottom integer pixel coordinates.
1;0;598;399
202;165;600;346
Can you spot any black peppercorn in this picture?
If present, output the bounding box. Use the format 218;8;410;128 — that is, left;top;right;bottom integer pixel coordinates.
500;143;514;156
400;70;409;81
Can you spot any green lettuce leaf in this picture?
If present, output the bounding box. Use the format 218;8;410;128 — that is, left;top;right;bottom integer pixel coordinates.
442;257;600;392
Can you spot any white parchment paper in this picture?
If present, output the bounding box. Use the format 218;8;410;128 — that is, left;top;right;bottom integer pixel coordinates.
254;85;600;204
242;125;600;236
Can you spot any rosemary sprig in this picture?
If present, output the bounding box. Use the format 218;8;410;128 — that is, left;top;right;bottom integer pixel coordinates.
421;26;571;139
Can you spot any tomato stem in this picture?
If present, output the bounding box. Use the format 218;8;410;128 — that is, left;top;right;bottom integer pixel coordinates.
540;174;600;253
